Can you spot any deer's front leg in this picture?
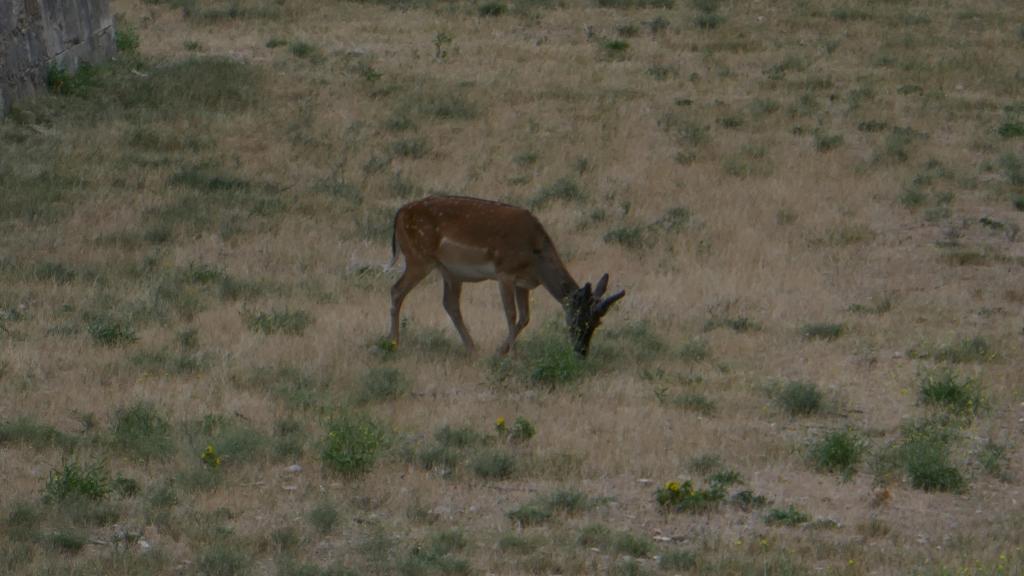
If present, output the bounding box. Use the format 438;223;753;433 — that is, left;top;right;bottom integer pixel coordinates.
497;278;518;356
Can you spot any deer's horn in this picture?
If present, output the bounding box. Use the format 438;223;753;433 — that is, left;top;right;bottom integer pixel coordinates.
594;273;609;299
594;290;625;316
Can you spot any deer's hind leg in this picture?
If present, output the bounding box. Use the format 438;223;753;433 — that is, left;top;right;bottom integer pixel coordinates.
389;259;433;348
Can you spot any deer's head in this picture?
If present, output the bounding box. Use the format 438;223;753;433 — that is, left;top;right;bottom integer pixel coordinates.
566;273;625;357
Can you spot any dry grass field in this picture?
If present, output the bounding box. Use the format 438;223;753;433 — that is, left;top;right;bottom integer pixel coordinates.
2;0;1024;573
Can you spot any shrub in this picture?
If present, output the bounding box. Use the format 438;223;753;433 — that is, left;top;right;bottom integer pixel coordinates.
243;308;313;336
478;1;506;15
307;500;339;537
0;418;76;451
530;177;585;209
656;480;726;513
471;449;516;480
86;314;137;346
809;429;867;478
44;461;111;502
774;380;823;416
435;425;483;449
876;418;966;493
489;324;589;387
115;15;140;54
197;545;250;576
659;549;697;570
978;440;1010;480
918;369;982;417
321;414;390;475
763;505;810;526
679;338;710;362
358;367;410;403
6;502;40;542
111;402;175;461
800;322;845;341
612;532;652;557
507;489;592;525
932;336;995;364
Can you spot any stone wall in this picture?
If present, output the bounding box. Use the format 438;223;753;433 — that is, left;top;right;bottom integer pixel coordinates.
0;0;116;116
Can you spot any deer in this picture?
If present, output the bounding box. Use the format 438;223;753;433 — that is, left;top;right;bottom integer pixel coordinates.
388;195;625;357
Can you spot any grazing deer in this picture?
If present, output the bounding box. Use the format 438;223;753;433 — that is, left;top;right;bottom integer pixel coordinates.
388;195;625;356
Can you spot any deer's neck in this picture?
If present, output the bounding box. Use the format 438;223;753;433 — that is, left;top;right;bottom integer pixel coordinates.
537;247;579;306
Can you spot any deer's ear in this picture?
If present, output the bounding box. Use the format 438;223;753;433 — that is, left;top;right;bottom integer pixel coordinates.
594;274;609;299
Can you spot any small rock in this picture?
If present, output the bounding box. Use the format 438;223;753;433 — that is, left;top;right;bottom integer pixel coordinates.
286;464;303;473
139;540;151;551
282;485;298;491
637;478;652;485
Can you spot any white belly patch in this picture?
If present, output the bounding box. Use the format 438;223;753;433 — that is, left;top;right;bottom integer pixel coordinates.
437;238;497;280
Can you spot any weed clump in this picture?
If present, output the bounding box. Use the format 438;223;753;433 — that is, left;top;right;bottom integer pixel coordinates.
44;461;111;502
763;505;810;526
800;322;845;341
243;308;313;336
808;428;867;478
875;417;966;493
358;367;410;403
489;323;590;387
773;380;823;416
918;369;983;418
321;413;390;475
471;449;516;480
507;489;594;526
110;402;175;461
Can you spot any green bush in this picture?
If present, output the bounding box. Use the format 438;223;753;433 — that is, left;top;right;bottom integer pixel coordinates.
309;502;339;534
876;418;966;493
763;505;810;526
0;418;76;451
321;413;390;475
86;314;137;346
918;369;982;417
243;308;313;336
774;380;823;416
507;489;592;525
44;461;111;502
809;429;867;478
530;177;585;209
358;367;410;403
800;322;844;341
471;449;516;480
110;402;174;461
115;15;140;54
